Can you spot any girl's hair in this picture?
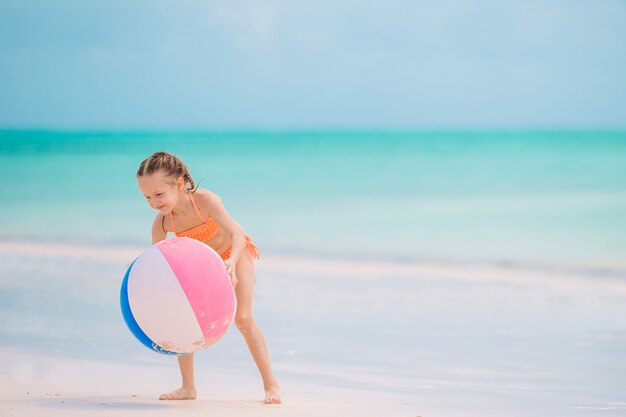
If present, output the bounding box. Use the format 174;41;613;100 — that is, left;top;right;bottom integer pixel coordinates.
136;151;198;192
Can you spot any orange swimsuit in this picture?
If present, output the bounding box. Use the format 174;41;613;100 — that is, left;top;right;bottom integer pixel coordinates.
168;192;260;261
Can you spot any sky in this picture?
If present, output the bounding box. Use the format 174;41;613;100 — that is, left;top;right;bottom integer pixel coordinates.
1;0;625;129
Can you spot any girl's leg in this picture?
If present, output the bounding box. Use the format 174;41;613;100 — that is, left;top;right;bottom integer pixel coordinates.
234;251;282;404
159;353;197;400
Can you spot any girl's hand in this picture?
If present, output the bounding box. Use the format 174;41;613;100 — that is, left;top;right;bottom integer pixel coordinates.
224;259;237;288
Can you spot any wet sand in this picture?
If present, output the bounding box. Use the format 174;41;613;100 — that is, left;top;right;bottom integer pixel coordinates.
1;241;626;416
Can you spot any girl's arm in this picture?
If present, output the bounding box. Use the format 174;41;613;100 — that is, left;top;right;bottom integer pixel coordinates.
200;191;247;264
151;214;167;245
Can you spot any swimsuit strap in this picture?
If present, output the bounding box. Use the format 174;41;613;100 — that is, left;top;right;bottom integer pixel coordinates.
168;212;177;234
187;192;208;222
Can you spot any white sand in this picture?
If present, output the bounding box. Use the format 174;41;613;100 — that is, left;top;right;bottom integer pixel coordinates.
1;348;417;417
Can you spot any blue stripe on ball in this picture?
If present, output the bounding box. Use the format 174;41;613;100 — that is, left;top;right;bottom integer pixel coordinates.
120;258;177;355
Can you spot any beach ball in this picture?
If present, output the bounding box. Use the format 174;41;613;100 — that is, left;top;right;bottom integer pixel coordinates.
120;237;236;355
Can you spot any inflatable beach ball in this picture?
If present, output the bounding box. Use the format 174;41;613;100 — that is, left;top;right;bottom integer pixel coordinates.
120;237;235;355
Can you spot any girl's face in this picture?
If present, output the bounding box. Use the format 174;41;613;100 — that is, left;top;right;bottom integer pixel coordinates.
137;171;184;214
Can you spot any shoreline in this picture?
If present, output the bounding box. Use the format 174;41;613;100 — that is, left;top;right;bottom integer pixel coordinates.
1;238;625;283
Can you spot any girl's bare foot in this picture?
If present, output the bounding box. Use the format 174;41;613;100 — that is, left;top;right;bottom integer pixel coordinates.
159;386;197;400
264;385;282;404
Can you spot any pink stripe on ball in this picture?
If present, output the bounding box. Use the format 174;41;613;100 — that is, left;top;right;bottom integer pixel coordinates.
155;237;235;343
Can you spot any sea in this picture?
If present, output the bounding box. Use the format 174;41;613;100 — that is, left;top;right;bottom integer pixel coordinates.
1;129;625;270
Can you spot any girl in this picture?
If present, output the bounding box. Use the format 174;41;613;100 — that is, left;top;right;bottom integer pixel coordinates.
136;151;282;404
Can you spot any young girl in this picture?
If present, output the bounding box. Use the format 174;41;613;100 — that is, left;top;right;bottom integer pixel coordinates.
136;151;282;404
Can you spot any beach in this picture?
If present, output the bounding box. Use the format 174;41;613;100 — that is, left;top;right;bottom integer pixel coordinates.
2;240;625;416
1;130;626;416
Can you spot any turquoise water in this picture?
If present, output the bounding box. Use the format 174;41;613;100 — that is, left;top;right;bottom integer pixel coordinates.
2;129;626;268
